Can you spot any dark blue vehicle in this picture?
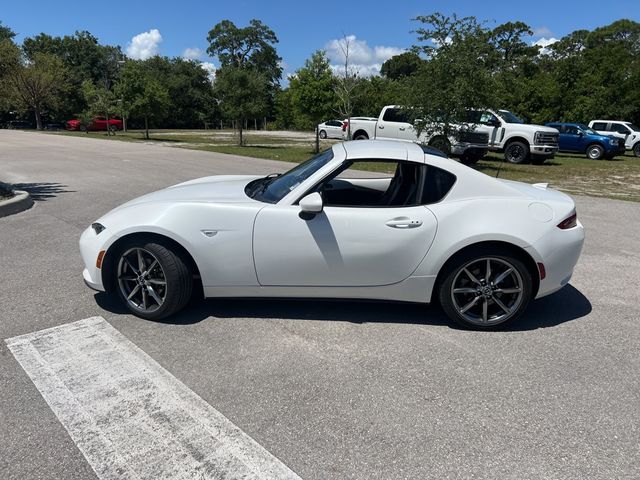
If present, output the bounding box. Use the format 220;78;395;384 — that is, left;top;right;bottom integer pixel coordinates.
545;122;626;160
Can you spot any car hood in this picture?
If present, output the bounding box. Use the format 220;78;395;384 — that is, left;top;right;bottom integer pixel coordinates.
110;175;262;211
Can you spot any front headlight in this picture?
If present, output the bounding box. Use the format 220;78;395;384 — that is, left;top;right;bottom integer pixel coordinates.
609;139;618;145
91;222;105;235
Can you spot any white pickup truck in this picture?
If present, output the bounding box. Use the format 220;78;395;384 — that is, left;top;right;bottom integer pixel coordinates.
588;120;640;156
345;106;489;164
467;109;560;164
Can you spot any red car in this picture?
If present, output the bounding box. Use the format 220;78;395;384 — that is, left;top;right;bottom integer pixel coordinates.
66;116;123;132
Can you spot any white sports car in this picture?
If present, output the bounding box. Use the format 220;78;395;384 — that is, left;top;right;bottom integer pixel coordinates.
80;140;584;329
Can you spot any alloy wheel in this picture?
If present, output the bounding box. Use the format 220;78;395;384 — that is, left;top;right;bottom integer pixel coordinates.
450;257;525;326
117;247;167;313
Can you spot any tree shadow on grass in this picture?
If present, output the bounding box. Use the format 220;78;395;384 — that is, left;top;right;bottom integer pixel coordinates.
95;284;591;332
11;183;74;201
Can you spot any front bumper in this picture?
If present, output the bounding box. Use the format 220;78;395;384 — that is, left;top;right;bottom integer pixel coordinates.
79;225;106;292
531;144;559;157
526;221;585;298
451;142;488;156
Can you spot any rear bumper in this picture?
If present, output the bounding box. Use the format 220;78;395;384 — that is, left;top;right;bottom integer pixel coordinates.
526;221;585;298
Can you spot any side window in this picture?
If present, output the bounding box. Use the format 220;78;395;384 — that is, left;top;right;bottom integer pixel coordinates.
382;108;409;123
592;122;607;130
564;126;579;135
479;112;498;125
421;165;456;204
327;120;341;127
311;160;456;208
611;123;631;134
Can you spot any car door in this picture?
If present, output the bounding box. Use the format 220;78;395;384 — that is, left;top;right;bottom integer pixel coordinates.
326;120;343;139
561;125;582;152
610;123;632;148
252;203;437;286
376;108;416;142
469;111;502;147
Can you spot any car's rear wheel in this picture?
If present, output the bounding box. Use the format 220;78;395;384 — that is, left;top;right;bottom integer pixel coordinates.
115;241;192;320
319;129;327;139
80;124;87;132
108;124;118;133
429;137;452;156
439;250;533;330
586;144;604;160
504;141;529;164
633;142;640;157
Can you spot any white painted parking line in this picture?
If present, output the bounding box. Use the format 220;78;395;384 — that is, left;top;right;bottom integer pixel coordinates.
6;316;301;480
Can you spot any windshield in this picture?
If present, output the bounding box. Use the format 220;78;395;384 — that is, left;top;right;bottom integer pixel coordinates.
576;124;598;135
245;148;335;203
498;110;524;124
625;122;640;132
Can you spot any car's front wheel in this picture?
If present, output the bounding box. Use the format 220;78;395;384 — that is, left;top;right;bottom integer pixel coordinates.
438;249;533;330
114;241;193;320
586;144;604;160
504;141;529;164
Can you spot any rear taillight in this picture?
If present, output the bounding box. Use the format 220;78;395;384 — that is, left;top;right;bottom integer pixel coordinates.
557;211;577;229
342;121;348;131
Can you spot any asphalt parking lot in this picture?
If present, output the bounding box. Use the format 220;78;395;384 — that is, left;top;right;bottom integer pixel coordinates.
1;130;639;480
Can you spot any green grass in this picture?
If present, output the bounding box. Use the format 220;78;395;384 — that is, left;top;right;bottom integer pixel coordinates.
45;129;640;202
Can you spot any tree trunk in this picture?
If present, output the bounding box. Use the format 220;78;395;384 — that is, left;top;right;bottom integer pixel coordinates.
254;118;257;130
106;111;111;136
34;108;43;130
123;115;127;132
238;120;243;146
315;125;320;154
144;115;149;140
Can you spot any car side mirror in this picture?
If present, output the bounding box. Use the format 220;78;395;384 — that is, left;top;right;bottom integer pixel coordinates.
578;131;584;137
299;192;323;219
490;119;502;127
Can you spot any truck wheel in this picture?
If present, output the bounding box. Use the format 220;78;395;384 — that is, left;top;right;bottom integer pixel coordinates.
504;141;529;164
634;143;640;157
429;137;451;156
586;144;604;160
353;131;368;140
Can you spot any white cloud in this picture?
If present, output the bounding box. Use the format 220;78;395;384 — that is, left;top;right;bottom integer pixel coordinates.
533;37;559;55
182;47;203;60
126;29;162;60
324;34;404;77
533;26;554;38
200;61;216;81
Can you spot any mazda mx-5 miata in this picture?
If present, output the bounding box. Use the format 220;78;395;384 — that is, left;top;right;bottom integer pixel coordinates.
80;140;584;329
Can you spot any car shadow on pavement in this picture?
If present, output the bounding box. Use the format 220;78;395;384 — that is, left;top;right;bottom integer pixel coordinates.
11;182;74;201
95;284;591;331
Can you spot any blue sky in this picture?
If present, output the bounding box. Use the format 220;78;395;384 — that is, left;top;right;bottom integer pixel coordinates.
3;0;638;78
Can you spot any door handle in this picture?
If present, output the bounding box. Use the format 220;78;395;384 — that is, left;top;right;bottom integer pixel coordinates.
378;125;385;129
399;127;406;131
386;218;422;229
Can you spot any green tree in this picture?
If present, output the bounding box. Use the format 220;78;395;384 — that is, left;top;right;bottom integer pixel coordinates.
82;80;118;134
408;13;498;140
115;60;170;139
6;52;67;129
0;21;15;41
22;31;123;120
213;66;268;145
288;50;337;152
380;52;423;80
207;19;281;145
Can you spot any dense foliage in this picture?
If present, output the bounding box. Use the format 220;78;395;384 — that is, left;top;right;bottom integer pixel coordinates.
0;15;638;138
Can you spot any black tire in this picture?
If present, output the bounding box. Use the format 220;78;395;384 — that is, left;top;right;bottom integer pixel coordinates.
353;131;368;140
438;247;533;330
586;143;604;160
113;240;193;320
319;130;327;139
504;141;529;164
79;124;87;132
108;124;118;133
429;136;452;156
633;143;640;157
